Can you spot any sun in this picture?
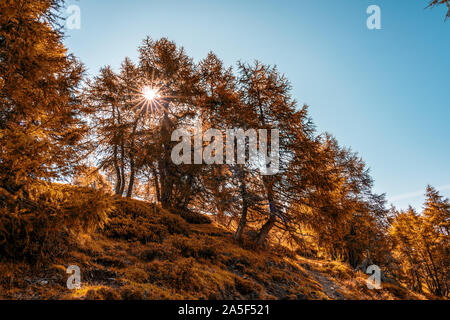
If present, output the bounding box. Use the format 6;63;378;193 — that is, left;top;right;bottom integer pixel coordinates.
142;86;160;101
132;84;164;118
129;70;183;118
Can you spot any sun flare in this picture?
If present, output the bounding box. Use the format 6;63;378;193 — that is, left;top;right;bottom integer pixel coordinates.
142;86;160;101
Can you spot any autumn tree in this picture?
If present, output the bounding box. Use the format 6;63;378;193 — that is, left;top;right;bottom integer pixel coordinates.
136;37;203;209
235;61;319;245
193;53;264;236
86;58;147;198
85;66;124;195
85;38;450;297
283;134;390;268
390;186;449;296
87;37;206;206
0;0;86;198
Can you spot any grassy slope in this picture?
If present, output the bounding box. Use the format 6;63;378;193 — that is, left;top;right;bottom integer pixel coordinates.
0;197;429;300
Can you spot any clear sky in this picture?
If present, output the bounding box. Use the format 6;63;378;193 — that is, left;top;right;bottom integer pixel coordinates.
63;0;450;211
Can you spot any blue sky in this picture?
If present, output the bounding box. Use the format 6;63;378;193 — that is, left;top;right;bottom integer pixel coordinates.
63;0;450;210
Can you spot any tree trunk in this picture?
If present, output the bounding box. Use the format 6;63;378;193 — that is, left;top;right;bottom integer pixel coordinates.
159;111;174;209
153;168;161;203
216;207;226;225
113;154;122;195
112;105;122;195
234;203;248;241
255;177;276;245
234;166;249;241
119;140;126;196
126;118;140;198
126;160;135;198
255;214;277;246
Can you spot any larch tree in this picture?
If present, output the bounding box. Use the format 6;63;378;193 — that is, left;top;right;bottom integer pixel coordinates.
85;66;125;195
286;134;389;268
390;187;449;296
0;0;86;198
195;53;265;237
236;61;317;245
86;59;143;198
138;37;201;209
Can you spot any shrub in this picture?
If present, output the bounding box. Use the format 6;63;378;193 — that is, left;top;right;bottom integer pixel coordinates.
119;286;147;300
125;267;149;284
170;208;212;225
104;212;189;244
159;214;189;236
146;258;200;292
171;236;218;261
271;244;296;259
105;198;190;243
104;216;168;243
111;198;154;219
0;183;113;263
140;242;180;262
234;276;262;297
85;287;122;300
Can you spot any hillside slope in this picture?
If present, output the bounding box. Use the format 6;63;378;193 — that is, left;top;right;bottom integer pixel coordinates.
0;197;428;300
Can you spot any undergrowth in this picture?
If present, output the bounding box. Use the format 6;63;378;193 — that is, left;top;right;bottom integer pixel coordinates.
0;186;432;300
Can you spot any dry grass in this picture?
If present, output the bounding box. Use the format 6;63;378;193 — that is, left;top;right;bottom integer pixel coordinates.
0;194;433;300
